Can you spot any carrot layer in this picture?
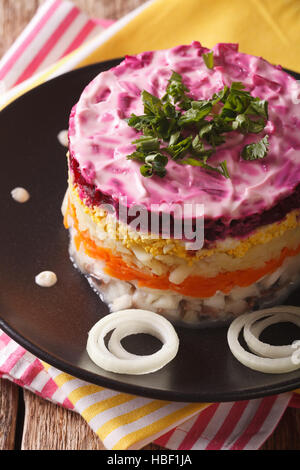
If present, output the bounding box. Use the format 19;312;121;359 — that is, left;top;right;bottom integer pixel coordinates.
65;199;300;298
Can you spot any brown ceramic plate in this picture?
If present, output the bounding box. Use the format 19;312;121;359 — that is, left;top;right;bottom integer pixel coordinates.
1;59;300;402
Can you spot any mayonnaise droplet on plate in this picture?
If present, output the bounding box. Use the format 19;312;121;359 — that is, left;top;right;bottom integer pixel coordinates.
11;187;30;203
35;271;57;287
57;129;68;147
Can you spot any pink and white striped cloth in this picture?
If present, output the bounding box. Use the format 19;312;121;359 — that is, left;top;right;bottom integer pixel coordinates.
0;0;104;92
1;0;300;451
0;329;298;450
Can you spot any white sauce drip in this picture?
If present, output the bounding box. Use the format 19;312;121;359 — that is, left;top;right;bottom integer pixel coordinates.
35;271;57;287
11;187;30;203
57;129;68;147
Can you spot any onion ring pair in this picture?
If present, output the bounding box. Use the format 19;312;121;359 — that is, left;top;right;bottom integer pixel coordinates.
227;306;300;374
86;309;179;375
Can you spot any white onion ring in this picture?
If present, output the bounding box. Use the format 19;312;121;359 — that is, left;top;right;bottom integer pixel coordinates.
108;320;165;359
227;306;300;374
291;341;300;365
244;311;300;358
86;309;179;375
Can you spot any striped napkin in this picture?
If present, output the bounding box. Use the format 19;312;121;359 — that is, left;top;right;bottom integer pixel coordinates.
1;0;300;451
1;329;299;450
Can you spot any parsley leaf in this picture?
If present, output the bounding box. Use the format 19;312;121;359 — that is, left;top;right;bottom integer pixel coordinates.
126;151;146;162
219;160;230;179
202;51;214;69
241;135;269;161
165;136;193;160
211;85;230;105
127;90;180;141
180;156;230;178
221;85;252;120
177;102;212;126
169;130;181;146
232;114;266;134
126;113;154;133
246;98;269;120
162;71;191;109
129;151;168;178
142;90;165;116
132;136;160;153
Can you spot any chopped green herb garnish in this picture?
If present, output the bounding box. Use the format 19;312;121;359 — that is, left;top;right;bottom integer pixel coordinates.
232;114;266;134
241;135;269;161
219;160;230;179
131;152;168;178
166;136;193;160
132;136;160;153
180;157;230;179
125;70;270;179
162;70;191;109
178;101;212;127
246;99;269;120
126;151;146;162
169;130;181;146
202;51;214;69
126;90;180;141
142;90;165;117
191;135;207;155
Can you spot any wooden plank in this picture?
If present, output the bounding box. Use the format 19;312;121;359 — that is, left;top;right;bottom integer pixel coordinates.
21;389;162;450
72;0;148;20
261;407;300;450
21;389;164;450
0;379;19;450
0;0;43;58
22;389;106;450
21;388;168;450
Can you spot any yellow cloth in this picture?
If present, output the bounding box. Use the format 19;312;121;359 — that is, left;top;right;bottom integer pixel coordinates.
78;0;300;72
2;0;300;111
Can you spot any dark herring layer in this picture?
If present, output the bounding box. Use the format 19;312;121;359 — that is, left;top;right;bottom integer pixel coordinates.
69;153;300;245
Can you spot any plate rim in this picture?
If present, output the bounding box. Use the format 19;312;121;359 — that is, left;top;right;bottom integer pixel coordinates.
2;318;300;403
1;58;300;403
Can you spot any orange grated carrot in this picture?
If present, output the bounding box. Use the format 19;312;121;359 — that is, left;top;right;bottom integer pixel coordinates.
65;199;300;298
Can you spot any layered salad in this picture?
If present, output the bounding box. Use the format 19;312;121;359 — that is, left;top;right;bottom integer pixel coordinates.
62;42;300;325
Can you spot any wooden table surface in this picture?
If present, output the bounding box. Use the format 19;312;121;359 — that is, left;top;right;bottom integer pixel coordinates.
0;0;300;451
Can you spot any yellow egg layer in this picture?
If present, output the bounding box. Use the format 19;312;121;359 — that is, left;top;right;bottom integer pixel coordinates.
69;180;300;264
